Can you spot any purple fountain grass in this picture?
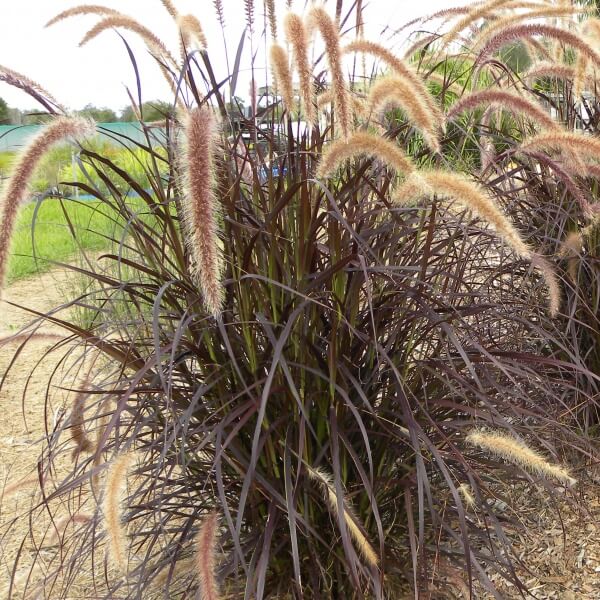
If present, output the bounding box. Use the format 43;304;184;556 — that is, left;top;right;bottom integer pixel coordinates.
307;6;350;138
45;4;120;27
395;170;562;316
0;116;94;294
178;14;208;50
284;13;315;126
317;130;415;179
368;76;441;152
394;170;532;260
442;0;521;50
0;64;66;114
523;61;578;83
466;429;576;486
270;44;295;116
102;452;134;572
445;89;557;131
79;15;177;68
519;131;600;177
196;511;220;600
48;514;93;545
344;40;444;127
477;24;600;70
179;106;224;317
266;0;277;40
160;0;179;18
472;5;587;50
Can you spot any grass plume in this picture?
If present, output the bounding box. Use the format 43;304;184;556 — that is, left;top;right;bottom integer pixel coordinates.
368;76;441;152
344;40;443;126
284;13;315;125
0;64;66;113
196;511;220;600
308;6;350;138
394;170;532;259
79;15;177;68
0;116;94;293
102;452;134;572
317;130;415;179
70;373;94;459
477;24;600;70
519;131;600;176
178;14;208;50
270;44;295;115
179;106;224;317
307;467;379;567
446;89;557;131
466;429;576;486
45;5;119;27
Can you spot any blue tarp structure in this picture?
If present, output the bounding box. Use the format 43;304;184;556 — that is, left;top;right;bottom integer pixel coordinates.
0;122;166;152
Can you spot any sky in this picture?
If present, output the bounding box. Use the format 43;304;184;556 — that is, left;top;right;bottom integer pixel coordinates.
0;0;474;113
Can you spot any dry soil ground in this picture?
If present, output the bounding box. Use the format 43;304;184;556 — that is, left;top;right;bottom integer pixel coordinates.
0;268;600;599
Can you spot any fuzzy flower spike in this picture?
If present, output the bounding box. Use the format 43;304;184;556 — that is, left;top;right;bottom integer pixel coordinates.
0;116;94;293
179;106;224;317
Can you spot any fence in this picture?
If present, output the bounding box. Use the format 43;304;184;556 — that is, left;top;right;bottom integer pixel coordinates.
0;122;166;152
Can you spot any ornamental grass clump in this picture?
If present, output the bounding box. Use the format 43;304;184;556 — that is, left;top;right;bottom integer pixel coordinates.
2;1;598;599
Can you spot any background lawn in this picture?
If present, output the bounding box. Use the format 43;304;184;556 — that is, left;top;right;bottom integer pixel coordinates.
7;197;144;283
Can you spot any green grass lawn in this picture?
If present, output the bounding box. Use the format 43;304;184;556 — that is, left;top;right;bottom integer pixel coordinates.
7;198;143;283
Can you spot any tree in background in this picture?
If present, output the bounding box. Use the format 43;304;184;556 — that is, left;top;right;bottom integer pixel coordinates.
119;100;172;122
77;103;118;122
0;97;8;124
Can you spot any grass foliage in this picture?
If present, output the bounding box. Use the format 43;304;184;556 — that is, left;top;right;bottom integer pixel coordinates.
2;1;600;598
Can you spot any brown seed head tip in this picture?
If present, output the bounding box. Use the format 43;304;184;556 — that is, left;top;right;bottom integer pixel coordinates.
196;511;220;600
466;429;575;485
180;106;224;317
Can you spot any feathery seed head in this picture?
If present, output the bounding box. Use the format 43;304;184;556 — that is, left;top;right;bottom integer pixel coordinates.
307;467;379;567
317;131;415;179
466;429;576;486
398;170;532;260
179;106;224;317
196;511;220;600
0;116;94;294
178;14;208;49
368;76;441;152
307;6;350;138
270;44;295;115
102;452;135;571
0;65;66;114
446;89;557;131
284;13;315;125
45;5;120;28
344;40;444;127
531;254;561;317
477;24;600;70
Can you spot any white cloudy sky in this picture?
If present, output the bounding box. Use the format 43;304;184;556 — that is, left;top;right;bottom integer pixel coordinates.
0;0;473;112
